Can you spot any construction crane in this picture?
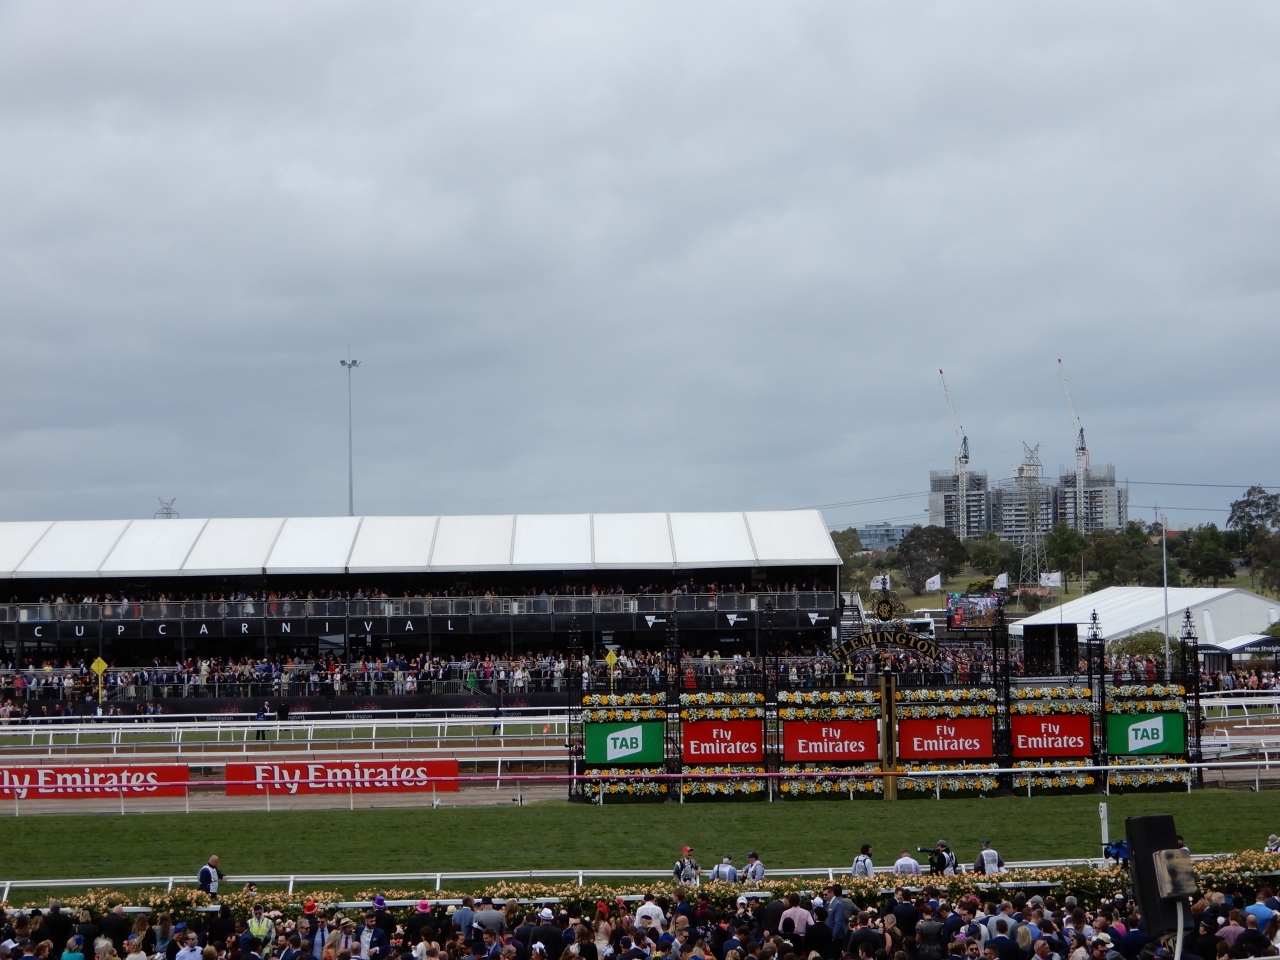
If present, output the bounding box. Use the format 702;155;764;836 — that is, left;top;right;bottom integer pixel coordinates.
939;369;969;539
1057;359;1089;533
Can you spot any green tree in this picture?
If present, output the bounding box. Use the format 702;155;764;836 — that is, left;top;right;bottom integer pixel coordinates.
1227;486;1280;552
829;527;869;592
1084;522;1163;589
1044;524;1086;583
894;525;968;595
967;531;1019;577
1184;524;1237;587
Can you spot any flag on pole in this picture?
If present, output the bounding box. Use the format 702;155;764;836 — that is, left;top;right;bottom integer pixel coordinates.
871;574;891;590
994;572;1009;590
925;573;942;592
1040;571;1063;588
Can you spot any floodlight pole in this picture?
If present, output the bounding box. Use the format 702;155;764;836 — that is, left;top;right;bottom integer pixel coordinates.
1161;509;1170;680
340;349;361;517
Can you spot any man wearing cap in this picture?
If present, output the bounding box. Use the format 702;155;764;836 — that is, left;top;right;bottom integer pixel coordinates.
932;842;957;876
973;841;1004;875
743;853;764;884
708;856;738;884
674;847;701;886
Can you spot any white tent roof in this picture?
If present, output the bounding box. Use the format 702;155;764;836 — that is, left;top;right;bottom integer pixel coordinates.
1013;586;1280;644
0;510;839;578
1202;634;1280;654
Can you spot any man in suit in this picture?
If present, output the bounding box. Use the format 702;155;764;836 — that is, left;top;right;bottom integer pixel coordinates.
356;915;389;960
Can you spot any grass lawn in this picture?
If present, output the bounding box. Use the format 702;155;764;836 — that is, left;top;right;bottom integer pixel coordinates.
0;790;1273;890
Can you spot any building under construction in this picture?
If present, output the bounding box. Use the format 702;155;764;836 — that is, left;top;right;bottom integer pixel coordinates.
927;364;1126;543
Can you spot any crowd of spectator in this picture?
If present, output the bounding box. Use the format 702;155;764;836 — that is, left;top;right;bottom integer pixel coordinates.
4;855;1280;960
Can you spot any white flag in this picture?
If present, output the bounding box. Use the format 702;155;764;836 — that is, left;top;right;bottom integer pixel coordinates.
994;572;1009;590
1040;571;1063;588
870;574;891;590
925;573;943;592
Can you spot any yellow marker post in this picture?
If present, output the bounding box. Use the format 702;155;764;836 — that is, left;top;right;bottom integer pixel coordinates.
91;656;108;703
605;650;618;693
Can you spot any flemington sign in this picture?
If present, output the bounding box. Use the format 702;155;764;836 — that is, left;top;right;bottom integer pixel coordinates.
831;629;942;662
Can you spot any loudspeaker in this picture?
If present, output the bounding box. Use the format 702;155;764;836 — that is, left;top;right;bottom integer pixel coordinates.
1125;815;1194;937
1023;624;1079;677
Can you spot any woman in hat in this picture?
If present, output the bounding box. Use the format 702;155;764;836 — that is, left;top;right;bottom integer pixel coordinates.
592;904;612;958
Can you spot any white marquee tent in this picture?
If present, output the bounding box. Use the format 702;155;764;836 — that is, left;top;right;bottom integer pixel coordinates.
1012;586;1280;645
0;510;841;578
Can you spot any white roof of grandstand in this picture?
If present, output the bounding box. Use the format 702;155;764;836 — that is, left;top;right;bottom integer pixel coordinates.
1012;586;1280;645
0;510;840;578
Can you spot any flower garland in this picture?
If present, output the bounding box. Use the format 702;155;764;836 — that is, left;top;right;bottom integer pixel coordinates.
1012;685;1092;700
585;779;667;799
778;690;878;705
679;706;765;720
1111;684;1185;698
682;765;766;775
582;693;666;707
897;762;999;793
777;705;879;720
779;762;882;797
1104;699;1183;714
896;703;996;719
1107;757;1191;787
1011;701;1094;715
582;708;667;722
679;692;764;706
896;688;996;702
1012;761;1095;790
680;778;765;797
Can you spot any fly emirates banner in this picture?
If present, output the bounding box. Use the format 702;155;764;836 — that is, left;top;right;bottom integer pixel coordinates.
896;718;994;759
225;760;460;795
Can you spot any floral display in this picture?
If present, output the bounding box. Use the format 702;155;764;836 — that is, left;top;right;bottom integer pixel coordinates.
682;765;766;775
1110;684;1185;698
1011;686;1092;700
582;708;666;722
679;692;765;705
777;705;878;720
680;778;765;797
679;706;765;720
1104;699;1184;714
779;762;882;797
895;703;996;719
1107;757;1192;788
582;693;666;706
897;762;1000;793
777;690;878;704
1011;701;1094;715
584;778;667;800
1012;760;1095;790
896;688;995;702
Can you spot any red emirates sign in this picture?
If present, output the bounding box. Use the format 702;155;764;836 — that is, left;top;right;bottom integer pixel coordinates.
0;765;189;800
782;720;878;762
682;720;764;763
1011;714;1092;757
225;760;460;796
897;718;993;759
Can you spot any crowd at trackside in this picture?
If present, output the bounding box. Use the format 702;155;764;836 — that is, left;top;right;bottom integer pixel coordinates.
4;836;1280;960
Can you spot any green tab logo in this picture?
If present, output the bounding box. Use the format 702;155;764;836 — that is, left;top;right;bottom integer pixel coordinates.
607;725;644;761
584;721;665;765
1107;713;1184;756
1128;716;1163;752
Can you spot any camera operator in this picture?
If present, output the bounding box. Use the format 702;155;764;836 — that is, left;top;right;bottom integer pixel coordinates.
916;841;957;876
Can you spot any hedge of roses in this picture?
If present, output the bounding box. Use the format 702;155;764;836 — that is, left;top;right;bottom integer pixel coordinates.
17;853;1280;921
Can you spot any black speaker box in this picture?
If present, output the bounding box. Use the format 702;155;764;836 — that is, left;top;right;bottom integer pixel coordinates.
1125;815;1194;937
1023;623;1079;677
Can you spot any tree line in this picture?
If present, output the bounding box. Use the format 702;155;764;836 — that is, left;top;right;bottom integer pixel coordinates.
830;485;1280;598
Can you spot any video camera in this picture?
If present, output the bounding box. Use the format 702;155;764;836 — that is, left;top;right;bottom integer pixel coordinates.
916;846;948;873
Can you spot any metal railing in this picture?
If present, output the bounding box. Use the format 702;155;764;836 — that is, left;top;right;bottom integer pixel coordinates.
0;592;838;623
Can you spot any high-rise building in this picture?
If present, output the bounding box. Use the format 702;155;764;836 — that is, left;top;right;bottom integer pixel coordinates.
1058;464;1128;533
927;469;989;539
989;447;1059;544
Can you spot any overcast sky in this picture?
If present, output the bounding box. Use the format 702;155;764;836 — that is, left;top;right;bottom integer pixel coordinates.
1;2;1276;532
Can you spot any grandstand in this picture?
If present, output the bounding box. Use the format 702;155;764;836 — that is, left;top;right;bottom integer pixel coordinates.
0;511;841;698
